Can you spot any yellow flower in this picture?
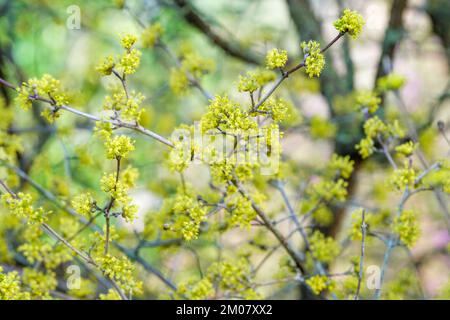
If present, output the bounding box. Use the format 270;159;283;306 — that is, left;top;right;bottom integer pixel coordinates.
301;40;325;78
333;9;365;39
169;68;189;96
237;72;258;93
97;254;142;294
120;34;138;50
71;193;94;217
377;73;406;92
394;210;420;248
310;116;336;139
309;231;340;263
363;116;387;138
141;23;164;48
395;141;417;157
15;74;68;114
265;48;288;69
201;95;257;134
121;166;139;188
306;275;333;295
0;267;30;300
100;288;121;300
327;154;354;179
389;164;417;191
181;52;215;78
1;192;49;224
22;269;57;299
104;135;135;159
355;90;380;114
96;55;115;76
118;49;141;75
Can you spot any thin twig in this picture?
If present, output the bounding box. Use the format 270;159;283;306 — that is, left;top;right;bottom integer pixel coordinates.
0;77;174;148
254;32;345;110
0;179;128;300
0;163;177;292
354;210;367;300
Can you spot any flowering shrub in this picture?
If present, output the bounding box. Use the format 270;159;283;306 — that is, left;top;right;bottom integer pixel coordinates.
0;1;448;301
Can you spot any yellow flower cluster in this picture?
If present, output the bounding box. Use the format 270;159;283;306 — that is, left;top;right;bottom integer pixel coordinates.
311;178;348;202
94;121;113;140
16;74;68;122
237;69;277;93
174;193;207;241
178;258;258;299
141;23;164;48
103;89;145;123
121;166;139;188
306;275;334;295
68;278;97;299
256;97;292;123
312;205;334;226
389;163;417;191
178;278;214;300
393;210;420;248
18;225;73;269
309;231;340;263
96;34;141;77
22;269;57;299
120;34;138;50
201;95;257;134
96;55;115;76
301;40;325;78
0;267;30;300
100;172;138;222
226;194;256;229
395;141;417;157
181;52;215;79
349;208;389;240
327;154;354;179
105;135;135;160
0;131;23;163
1;192;49;224
169;49;214;95
71;192;95;217
363;116;387;138
356;116;405;159
97;253;142;294
169;68;189;96
309;116;336;139
168;125;199;173
355;90;381;114
99;288;121;300
119;48;142;75
377;73;406;92
421;160;450;193
333;9;365;39
265;48;288;70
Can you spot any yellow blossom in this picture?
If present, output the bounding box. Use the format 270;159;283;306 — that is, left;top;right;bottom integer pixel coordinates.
265;48;288;69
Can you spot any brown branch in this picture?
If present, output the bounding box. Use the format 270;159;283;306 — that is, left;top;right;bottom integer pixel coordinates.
374;0;408;82
172;0;262;65
285;0;346;105
234;181;306;275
